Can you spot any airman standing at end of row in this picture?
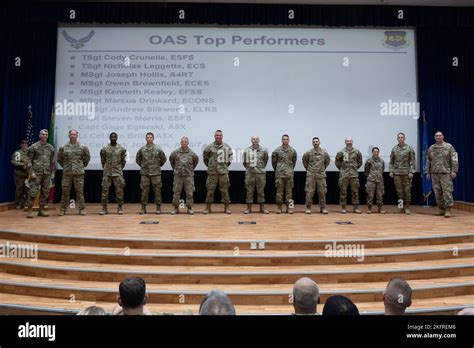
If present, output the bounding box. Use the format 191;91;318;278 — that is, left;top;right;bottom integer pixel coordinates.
426;131;458;218
11;139;29;209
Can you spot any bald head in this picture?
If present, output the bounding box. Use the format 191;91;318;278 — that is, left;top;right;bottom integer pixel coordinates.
293;277;320;314
383;277;412;315
458;307;474;315
199;290;235;316
345;137;353;148
251;135;260;147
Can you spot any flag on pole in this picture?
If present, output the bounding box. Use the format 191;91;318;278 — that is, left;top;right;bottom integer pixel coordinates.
421;111;432;205
48;108;56;203
26;105;34;145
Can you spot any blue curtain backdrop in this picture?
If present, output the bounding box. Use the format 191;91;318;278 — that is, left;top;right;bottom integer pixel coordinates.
1;3;473;203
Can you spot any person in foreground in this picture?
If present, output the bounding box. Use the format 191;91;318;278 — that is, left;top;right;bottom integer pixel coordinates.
292;277;320;315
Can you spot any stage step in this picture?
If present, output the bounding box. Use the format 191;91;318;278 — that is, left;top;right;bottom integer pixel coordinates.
0;205;472;315
0;273;473;305
0;257;473;284
1;230;473;250
0;293;472;315
0;238;472;266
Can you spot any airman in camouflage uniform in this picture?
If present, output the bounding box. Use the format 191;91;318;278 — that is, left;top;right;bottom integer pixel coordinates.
242;135;269;214
425;131;458;218
335;137;363;214
26;129;56;218
302;137;330;214
203;130;233;214
389;133;416;214
272;134;297;214
100;132;127;215
11;140;29;209
169;136;199;215
364;147;385;214
57;129;90;216
136;132;167;215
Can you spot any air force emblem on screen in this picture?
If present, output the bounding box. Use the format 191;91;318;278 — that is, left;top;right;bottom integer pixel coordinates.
62;30;95;49
383;30;409;49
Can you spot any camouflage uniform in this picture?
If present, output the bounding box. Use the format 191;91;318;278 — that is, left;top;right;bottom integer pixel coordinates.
364;156;385;209
136;144;166;205
335;147;363;206
26;142;56;208
57;142;90;212
389;144;416;209
271;146;297;208
425;142;458;211
169;147;199;209
10;149;29;207
302;147;330;210
203;142;233;204
243;145;269;204
100;144;127;204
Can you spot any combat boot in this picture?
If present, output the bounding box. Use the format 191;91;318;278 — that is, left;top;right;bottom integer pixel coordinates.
276;204;282;214
38;205;49;217
243;204;252;214
79;209;86;216
224;204;232;214
99;204;108;215
139;204;146;215
378;205;386;214
321;206;328;214
353;205;362;214
187;206;194;215
404;205;411;215
26;206;33;219
366;205;372;214
155;204;161;215
435;208;445;216
203;203;212;214
171;205;179;215
58;209;66;216
117;204;124;215
305;205;312;214
444;207;451;218
340;205;347;214
287;203;294;214
259;204;269;214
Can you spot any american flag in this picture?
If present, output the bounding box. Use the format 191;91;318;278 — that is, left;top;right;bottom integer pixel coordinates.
26;105;34;145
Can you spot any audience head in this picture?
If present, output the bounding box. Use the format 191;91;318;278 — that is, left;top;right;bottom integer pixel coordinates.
383;277;412;315
199;290;236;315
322;295;359;316
293;277;320;315
117;277;148;315
77;306;107;316
457;307;474;315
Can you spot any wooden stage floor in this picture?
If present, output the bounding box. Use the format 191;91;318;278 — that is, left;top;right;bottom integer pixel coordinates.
1;204;473;241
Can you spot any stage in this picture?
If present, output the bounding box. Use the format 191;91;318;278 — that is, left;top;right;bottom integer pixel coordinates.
0;204;473;315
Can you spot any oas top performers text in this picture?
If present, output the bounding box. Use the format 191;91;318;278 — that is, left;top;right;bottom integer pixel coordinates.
149;35;326;47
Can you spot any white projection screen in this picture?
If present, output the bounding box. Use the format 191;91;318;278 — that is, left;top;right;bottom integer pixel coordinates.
54;26;418;171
